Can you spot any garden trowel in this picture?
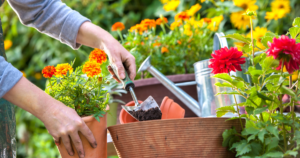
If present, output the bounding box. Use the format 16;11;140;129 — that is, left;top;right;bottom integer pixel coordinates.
109;64;161;121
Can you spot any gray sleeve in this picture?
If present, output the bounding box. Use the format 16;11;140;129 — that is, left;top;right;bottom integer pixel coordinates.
6;0;91;49
0;56;23;98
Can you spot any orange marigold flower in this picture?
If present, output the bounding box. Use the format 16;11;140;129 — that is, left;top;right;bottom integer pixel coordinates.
161;47;169;53
89;48;107;65
203;18;212;23
177;40;182;45
155;17;168;25
141;42;145;45
175;12;190;21
55;63;73;77
141;19;156;29
153;42;161;47
82;61;102;77
111;22;125;31
42;66;56;78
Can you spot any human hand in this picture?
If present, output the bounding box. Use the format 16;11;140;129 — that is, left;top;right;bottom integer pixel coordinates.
41;102;97;158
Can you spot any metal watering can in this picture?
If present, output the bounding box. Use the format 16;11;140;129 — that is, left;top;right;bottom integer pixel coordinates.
138;32;251;117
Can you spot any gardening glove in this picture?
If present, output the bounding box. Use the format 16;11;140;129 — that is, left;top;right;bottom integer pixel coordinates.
76;22;136;82
3;77;97;158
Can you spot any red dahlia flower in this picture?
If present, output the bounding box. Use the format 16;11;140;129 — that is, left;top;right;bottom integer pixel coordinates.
208;47;246;74
266;35;300;74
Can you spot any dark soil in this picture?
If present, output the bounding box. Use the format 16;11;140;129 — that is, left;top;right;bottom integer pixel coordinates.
129;107;162;121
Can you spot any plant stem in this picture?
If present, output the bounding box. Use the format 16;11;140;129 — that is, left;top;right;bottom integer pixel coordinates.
250;17;255;66
279;65;287;151
161;24;166;34
117;30;124;43
233;88;244;130
48;78;53;91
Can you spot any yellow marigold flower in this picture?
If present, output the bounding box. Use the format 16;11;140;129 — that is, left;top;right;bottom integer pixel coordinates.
34;72;42;80
111;22;125;31
187;17;203;28
233;0;258;11
170;21;182;30
55;63;73;77
141;19;156;29
184;24;193;36
187;4;202;16
161;47;169;53
265;10;286;21
246;27;269;50
89;48;107;65
271;0;290;15
82;61;101;77
163;0;180;11
21;71;26;78
230;11;250;30
160;0;169;4
175;12;190;21
4;40;12;50
207;15;223;31
200;0;206;3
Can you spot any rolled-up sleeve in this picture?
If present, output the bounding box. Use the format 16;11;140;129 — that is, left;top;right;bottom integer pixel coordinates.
0;56;23;98
6;0;90;49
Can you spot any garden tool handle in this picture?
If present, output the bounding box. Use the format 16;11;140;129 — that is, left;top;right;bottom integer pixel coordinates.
109;64;135;91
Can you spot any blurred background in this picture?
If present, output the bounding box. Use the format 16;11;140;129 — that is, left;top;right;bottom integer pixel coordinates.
1;0;300;157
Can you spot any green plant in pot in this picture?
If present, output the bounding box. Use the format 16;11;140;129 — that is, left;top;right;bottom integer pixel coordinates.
42;48;111;158
212;10;300;157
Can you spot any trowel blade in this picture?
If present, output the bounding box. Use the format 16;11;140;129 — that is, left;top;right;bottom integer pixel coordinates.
121;96;160;121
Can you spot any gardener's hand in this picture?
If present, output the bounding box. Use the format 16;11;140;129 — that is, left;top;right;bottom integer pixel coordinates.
3;77;96;158
76;21;136;82
42;103;97;158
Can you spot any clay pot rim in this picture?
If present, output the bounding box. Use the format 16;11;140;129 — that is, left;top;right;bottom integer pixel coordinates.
81;114;107;123
109;117;242;127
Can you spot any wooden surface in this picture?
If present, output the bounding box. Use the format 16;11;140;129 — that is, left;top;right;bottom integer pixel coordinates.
108;117;244;158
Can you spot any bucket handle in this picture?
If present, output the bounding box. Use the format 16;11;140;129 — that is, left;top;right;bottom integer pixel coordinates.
213;32;228;54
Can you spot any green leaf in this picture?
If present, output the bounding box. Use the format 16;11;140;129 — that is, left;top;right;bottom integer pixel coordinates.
289;27;300;39
250;141;262;156
261;36;273;48
265;32;278;38
224;34;251;44
215;82;233;88
216;105;237;117
231;140;252;156
94;115;100;122
284;150;298;157
256;92;272;101
265;137;279;152
258;129;267;143
247;134;256;142
266;126;279;139
253;107;268;115
293;17;300;27
222;127;238;147
212;73;233;83
232;80;245;89
245;106;254;115
264;151;283;157
279;86;296;98
265;74;281;82
262;56;278;70
242;127;259;135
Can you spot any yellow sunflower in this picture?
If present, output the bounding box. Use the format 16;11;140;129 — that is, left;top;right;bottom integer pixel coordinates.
233;0;258;11
230;11;250;30
247;27;269;50
265;10;286;21
163;0;180;11
271;0;290;15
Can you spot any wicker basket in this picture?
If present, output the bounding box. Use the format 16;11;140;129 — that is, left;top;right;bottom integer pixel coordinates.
108;117;244;158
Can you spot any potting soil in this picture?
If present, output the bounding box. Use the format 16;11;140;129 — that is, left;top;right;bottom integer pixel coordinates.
129;107;162;121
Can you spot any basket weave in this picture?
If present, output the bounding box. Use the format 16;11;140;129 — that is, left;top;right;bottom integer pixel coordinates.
108;117;244;158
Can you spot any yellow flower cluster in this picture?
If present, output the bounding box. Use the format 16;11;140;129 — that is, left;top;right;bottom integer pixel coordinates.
265;0;290;21
230;0;258;30
4;40;12;50
161;0;180;11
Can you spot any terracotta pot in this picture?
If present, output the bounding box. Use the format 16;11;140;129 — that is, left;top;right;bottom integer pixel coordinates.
108;117;244;158
160;96;185;119
57;115;107;158
119;100;143;124
114;74;198;124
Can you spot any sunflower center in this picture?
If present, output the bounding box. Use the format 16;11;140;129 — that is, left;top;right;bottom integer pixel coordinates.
279;5;284;9
241;4;248;10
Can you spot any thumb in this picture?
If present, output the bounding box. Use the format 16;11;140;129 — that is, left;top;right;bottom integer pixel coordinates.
115;61;125;80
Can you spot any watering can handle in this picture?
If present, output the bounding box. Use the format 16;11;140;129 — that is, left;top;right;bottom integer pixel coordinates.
213;32;228;54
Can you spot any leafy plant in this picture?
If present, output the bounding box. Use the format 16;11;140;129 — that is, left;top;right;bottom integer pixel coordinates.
214;12;300;157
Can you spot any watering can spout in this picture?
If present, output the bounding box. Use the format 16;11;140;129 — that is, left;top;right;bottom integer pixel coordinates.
138;56;202;117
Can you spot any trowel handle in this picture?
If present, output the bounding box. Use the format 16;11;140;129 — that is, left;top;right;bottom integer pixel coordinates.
109;64;135;91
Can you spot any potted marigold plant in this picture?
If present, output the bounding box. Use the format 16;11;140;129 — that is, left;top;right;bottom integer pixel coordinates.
42;48;110;158
212;10;300;157
111;4;225;120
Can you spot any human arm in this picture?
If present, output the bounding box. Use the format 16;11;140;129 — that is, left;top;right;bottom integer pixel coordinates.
2;76;96;158
7;0;136;80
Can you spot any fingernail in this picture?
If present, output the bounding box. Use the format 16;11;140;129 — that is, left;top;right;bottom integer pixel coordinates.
120;73;125;79
93;142;98;148
69;151;74;156
55;142;60;146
